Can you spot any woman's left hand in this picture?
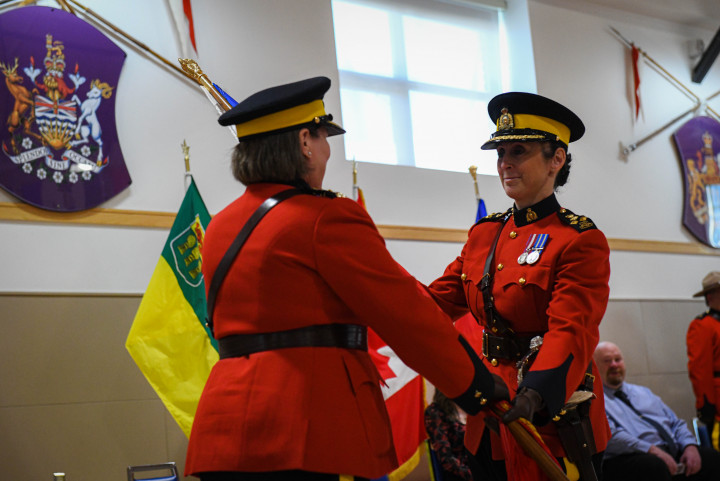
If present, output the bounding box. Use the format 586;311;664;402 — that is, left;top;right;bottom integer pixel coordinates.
502;387;544;424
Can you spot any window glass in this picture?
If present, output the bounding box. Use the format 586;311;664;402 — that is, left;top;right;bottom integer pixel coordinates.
340;88;398;165
404;16;486;92
410;92;496;174
332;0;503;174
332;1;393;77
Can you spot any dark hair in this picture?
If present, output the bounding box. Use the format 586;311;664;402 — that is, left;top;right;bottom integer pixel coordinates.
541;140;572;189
231;126;320;185
432;389;460;423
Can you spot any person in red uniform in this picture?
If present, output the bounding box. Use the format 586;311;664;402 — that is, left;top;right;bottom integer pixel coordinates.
427;92;611;481
184;76;506;481
688;271;720;450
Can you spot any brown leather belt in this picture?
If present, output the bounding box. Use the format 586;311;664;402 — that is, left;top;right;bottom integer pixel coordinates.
218;323;367;359
482;331;536;361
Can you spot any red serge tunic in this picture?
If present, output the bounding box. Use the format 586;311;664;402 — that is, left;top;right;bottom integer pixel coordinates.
687;310;720;419
185;183;492;478
428;194;611;476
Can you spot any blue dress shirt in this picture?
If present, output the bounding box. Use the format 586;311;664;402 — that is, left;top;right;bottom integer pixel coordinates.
603;382;697;460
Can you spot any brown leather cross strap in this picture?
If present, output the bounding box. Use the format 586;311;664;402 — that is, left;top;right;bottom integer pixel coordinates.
479;212;517;340
205;188;304;335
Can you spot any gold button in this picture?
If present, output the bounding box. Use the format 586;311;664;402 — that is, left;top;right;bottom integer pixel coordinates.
491;358;498;366
519;277;526;286
509;231;517;239
553;415;561;421
497;263;504;271
560;208;566;213
480;398;487;405
461;273;467;281
474;390;482;398
491;327;498;333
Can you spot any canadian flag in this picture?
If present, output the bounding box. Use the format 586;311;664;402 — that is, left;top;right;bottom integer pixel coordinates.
369;329;427;481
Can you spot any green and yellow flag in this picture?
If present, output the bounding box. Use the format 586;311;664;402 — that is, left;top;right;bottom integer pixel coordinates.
126;177;218;437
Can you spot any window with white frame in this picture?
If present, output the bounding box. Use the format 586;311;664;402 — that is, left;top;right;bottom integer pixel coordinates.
331;0;508;175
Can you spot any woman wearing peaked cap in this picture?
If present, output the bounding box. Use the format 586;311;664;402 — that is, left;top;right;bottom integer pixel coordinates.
184;76;507;481
428;92;611;481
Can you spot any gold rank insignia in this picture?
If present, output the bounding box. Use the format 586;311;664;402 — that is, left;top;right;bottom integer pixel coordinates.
526;208;538;223
498;107;514;130
558;208;597;232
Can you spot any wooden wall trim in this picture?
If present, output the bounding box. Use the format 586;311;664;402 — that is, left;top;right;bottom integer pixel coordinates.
2;201;718;256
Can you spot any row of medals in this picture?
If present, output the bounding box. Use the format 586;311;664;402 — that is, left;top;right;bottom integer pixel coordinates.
517;233;548;265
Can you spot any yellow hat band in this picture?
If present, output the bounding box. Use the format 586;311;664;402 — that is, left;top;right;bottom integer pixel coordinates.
236;99;327;139
497;113;571;145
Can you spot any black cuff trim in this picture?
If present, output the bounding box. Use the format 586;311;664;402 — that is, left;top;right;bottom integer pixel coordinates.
450;335;496;415
521;353;573;416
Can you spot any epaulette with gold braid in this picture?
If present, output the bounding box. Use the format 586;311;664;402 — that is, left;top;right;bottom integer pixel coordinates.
557;208;598;232
309;188;341;199
476;208;512;224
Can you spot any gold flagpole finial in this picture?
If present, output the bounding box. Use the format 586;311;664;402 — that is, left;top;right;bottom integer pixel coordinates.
182;139;191;173
352;158;359;201
469;165;480;199
353;158;358;187
178;58;233;112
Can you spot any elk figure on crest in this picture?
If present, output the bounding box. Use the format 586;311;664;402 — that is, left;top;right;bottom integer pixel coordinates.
1;57;42;153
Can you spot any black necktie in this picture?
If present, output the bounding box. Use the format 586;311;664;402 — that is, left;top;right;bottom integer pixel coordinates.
615;389;678;456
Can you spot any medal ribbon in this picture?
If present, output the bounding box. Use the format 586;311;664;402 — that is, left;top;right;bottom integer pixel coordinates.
532;233;548;252
522;234;536;255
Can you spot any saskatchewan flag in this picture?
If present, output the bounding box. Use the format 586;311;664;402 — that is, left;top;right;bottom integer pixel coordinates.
126;177;218;437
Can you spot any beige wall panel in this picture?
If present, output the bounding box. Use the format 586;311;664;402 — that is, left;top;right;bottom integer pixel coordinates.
0;294;709;479
641;300;704;373
0;400;176;481
165;410;191;479
599;300;649;374
0;295;153;407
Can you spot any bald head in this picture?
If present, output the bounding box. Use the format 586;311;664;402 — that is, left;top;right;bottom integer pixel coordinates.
594;341;626;389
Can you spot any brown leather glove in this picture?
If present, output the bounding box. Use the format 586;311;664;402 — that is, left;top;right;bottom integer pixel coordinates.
502;387;544;424
492;374;510;402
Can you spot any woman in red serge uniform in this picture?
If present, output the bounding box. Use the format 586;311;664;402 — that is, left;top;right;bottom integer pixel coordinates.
184;77;505;481
428;92;611;481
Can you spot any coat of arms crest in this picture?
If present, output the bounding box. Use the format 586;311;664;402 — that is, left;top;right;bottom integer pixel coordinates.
0;6;130;211
674;115;720;248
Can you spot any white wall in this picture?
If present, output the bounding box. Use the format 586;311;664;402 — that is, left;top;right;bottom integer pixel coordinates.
2;0;720;299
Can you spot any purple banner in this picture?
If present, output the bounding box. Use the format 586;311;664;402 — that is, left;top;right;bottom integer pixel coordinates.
0;6;130;212
673;115;720;247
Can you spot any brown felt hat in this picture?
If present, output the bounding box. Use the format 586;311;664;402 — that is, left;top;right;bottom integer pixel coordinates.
693;271;720;297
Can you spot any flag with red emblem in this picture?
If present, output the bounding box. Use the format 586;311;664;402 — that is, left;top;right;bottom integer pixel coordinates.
352;163;427;480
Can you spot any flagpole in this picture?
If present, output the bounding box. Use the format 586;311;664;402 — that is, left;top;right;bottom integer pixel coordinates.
182;139;192;192
178;59;233;111
352;158;359;202
610;26;703;159
177;59;237;140
609;27;700;104
469;165;480;201
61;0;193;83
